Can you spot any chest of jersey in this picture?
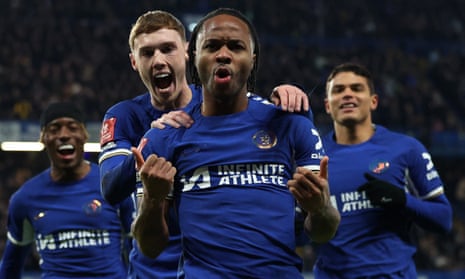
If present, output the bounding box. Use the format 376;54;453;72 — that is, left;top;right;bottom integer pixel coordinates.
171;117;296;193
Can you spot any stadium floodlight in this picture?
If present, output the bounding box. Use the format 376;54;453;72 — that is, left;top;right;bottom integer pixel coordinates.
84;143;101;152
1;141;44;151
1;141;101;152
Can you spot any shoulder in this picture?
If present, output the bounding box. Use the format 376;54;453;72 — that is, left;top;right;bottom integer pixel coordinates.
374;125;428;155
376;125;423;145
248;97;280;116
9;171;48;205
141;126;179;153
247;92;273;105
248;98;315;129
144;124;181;139
104;93;150;117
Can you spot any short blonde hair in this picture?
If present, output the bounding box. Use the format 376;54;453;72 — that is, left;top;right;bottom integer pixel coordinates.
128;10;186;52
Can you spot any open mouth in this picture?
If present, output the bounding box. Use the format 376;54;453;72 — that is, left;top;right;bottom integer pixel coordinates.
340;103;356;109
215;68;231;79
57;144;75;156
154;73;173;89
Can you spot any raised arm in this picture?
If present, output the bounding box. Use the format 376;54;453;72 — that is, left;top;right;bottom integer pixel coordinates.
288;156;341;243
130;147;174;258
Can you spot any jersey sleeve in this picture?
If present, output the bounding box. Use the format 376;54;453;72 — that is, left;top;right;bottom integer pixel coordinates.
291;116;325;171
406;139;445;199
99;103;140;205
6;191;35;246
0;240;32;279
100;154;137;205
99;103;140;152
404;138;452;232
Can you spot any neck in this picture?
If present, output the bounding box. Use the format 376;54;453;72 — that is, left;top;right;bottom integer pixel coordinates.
333;122;376;145
51;160;90;183
201;89;248;116
152;84;193;111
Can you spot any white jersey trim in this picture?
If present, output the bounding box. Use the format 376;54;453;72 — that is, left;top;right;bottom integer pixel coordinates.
301;164;321;173
98;148;132;164
7;219;34;246
420;186;444;200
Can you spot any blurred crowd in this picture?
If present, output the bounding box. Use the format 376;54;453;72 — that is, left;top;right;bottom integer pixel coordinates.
0;0;464;273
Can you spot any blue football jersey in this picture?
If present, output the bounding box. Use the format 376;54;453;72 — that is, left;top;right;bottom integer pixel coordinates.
5;162;133;278
314;125;451;278
99;85;202;279
139;97;325;278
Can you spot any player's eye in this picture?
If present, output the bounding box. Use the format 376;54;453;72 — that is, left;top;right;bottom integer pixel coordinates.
203;41;219;51
332;85;345;94
141;49;154;57
226;41;246;51
350;84;365;92
160;43;177;54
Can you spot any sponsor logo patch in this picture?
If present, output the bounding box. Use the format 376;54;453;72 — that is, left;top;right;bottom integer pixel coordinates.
369;160;390;174
83;199;102;216
100;118;116;146
252;130;277;149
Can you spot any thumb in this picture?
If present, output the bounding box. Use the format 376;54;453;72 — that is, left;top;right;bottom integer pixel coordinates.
131;147;145;171
319;156;329;180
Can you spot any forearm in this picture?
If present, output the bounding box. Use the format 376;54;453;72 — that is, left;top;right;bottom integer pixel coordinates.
305;203;340;243
405;194;452;233
132;195;169;258
100;155;137;205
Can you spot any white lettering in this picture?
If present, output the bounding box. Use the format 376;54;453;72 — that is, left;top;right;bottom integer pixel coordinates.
341;191;363;202
426;170;439;181
184;163;288;191
36;230;111;252
342;200;373;212
36;234;56;250
181;166;211;191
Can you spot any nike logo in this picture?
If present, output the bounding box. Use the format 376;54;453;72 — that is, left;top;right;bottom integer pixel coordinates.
34;212;46;220
380;197;392;203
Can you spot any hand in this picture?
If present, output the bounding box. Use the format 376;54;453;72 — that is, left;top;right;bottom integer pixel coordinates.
131;147;176;201
151;110;194;129
357;173;406;208
270;84;310;113
288;156;330;215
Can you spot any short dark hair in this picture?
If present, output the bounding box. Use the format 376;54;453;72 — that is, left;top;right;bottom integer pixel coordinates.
187;8;260;92
326;62;375;95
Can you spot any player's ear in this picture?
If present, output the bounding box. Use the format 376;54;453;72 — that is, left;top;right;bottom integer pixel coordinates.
129;52;138;71
370;94;379;111
324;97;331;114
185;42;189;61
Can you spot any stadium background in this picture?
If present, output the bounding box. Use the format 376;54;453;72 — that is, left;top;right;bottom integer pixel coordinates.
0;0;464;278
